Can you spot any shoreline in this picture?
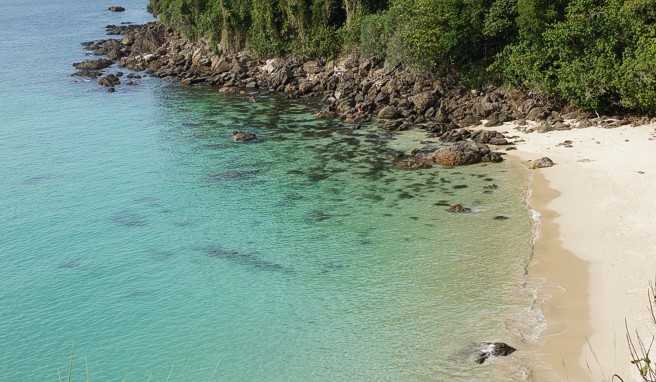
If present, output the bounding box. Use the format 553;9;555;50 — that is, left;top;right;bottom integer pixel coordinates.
523;169;590;381
77;18;656;380
504;123;656;381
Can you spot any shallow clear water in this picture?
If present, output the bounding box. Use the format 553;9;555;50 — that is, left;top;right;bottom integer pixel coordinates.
0;1;534;381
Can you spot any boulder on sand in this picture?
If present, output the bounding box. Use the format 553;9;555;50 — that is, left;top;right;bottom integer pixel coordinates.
475;342;516;364
528;157;555;169
470;130;509;145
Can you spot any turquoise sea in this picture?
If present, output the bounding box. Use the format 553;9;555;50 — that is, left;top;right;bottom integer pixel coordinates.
0;1;535;381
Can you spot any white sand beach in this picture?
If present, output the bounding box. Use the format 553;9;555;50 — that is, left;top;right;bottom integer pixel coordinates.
500;123;656;381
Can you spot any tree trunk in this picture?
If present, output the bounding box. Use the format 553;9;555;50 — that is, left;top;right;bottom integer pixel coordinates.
343;0;360;25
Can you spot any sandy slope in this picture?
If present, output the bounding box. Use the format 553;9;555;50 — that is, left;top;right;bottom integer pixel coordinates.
498;123;656;381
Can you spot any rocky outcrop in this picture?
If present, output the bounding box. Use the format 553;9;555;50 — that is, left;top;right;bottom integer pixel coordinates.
98;74;120;87
393;140;504;169
377;106;399;120
75;21;651;138
470;130;509;145
74;22;570;130
73;58;113;71
431;142;503;167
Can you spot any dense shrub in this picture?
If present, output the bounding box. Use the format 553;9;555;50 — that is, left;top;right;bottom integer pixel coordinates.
499;0;656;112
149;0;656;114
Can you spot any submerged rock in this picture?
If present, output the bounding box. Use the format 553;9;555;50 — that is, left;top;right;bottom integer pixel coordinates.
72;70;102;78
393;155;433;170
447;204;471;213
232;131;257;142
475;342;516;364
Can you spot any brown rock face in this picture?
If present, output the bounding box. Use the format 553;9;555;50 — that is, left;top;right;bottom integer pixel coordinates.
409;91;435;113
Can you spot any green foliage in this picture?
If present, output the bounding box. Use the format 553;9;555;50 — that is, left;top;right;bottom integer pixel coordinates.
386;0;490;69
499;0;656;113
618;35;656;112
482;0;517;40
149;0;656;113
358;12;392;58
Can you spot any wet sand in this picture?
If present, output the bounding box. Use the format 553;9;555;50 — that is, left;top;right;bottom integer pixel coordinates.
523;170;590;381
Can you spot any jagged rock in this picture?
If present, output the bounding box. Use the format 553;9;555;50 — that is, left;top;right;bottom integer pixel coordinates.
232;131;257;142
409;91;435;113
72;21;591;137
127;23;165;54
528;157;555;169
484;112;509;127
302;60;321;75
297;80;314;94
527;107;549;121
72;70;102;78
431;142;502;166
440;129;471;142
475;342;516;364
98;74;120;87
73;58;113;71
471;130;509;145
377;105;399;120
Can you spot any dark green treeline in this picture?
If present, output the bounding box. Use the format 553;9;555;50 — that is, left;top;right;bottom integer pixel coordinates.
149;0;656;114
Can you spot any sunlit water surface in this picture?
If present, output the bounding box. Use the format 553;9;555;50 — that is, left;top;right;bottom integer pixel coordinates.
0;1;534;381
